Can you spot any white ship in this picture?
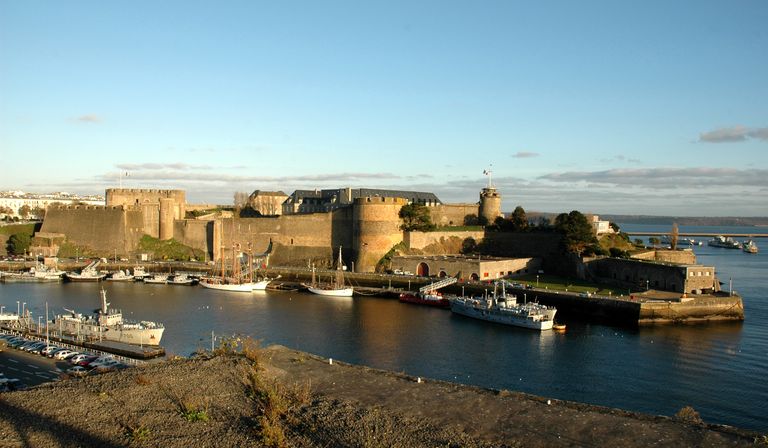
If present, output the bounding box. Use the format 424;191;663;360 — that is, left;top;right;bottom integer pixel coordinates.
201;240;276;292
450;282;556;330
54;289;164;346
107;270;135;281
200;277;272;292
66;260;107;282
0;263;64;283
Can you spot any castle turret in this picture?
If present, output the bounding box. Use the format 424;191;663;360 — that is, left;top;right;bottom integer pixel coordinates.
479;187;502;223
353;197;407;273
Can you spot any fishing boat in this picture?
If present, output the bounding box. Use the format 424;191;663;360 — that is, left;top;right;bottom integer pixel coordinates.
742;240;759;254
450;281;557;330
168;273;197;286
132;266;148;281
144;274;169;284
53;289;164;346
0;263;64;283
306;246;354;297
107;270;135;282
66;260;107;282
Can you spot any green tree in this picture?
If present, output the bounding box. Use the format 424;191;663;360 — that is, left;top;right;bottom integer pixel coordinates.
633;238;644;246
399;204;436;231
649;237;661;245
31;207;45;219
8;232;32;255
510;206;529;231
18;205;31;220
554;210;598;255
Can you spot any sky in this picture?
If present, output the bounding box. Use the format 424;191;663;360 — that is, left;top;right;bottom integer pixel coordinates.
1;1;767;216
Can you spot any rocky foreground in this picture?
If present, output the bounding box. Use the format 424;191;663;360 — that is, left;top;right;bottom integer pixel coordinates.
0;345;761;447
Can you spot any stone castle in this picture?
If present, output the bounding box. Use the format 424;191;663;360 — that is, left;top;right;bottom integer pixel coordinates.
37;185;502;273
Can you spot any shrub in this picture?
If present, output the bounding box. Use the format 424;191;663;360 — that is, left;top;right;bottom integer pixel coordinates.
674;406;703;424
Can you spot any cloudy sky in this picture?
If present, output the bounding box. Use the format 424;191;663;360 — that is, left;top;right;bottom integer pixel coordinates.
1;1;766;216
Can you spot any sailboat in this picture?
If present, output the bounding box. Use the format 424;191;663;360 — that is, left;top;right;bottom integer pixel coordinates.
199;241;275;292
307;246;354;297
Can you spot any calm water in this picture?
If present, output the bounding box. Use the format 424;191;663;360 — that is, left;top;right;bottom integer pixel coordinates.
1;224;766;431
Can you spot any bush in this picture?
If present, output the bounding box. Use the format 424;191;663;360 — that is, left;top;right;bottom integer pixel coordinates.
674;406;703;424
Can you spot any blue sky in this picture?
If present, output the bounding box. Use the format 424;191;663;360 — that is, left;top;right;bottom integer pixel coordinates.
1;1;766;216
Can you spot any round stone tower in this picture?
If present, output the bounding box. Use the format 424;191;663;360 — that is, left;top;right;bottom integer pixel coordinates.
353;197;407;273
479;187;502;223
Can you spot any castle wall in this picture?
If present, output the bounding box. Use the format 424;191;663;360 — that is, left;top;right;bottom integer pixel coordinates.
174;219;212;258
429;204;479;227
353;197;406;272
585;258;718;294
39;206;144;255
479;187;502;222
480;232;563;258
405;230;486;251
630;249;696;264
106;188;186;217
213;208;354;268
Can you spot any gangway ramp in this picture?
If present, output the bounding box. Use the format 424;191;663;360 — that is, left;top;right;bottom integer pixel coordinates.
419;277;458;294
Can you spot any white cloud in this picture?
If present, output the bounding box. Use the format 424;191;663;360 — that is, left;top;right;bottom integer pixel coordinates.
698;126;768;143
511;151;540;158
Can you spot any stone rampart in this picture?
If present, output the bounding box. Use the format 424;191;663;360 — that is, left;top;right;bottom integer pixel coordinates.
174;220;212;257
429;204;479;227
39;206;144;255
480;232;563;258
405;230;485;251
213;209;354;267
585;258;717;294
631;249;696;264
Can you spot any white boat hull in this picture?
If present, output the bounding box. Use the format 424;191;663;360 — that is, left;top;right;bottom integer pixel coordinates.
450;300;554;330
57;318;165;345
308;286;354;297
200;280;254;292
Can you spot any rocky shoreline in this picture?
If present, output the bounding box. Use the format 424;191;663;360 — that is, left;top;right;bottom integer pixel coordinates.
0;345;761;447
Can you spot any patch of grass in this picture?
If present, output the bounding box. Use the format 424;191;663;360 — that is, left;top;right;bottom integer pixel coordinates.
674;406;703;424
513;273;630;295
0;223;36;236
244;364;312;448
137;234;205;261
180;402;210;422
125;424;151;443
434;225;484;232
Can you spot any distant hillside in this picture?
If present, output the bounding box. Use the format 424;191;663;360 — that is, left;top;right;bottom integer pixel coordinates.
508;212;768;227
600;215;768;227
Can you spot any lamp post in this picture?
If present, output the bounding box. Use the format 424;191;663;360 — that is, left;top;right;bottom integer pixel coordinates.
38;316;42;333
16;301;19;316
536;275;539;287
646;279;649;291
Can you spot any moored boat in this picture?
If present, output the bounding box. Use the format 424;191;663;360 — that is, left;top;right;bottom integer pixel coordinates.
742;240;759;254
107;270;135;282
708;235;741;249
66;261;107;282
168;273;197;285
399;292;451;308
144;274;169;284
306;246;353;297
53;289;164;346
449;281;557;331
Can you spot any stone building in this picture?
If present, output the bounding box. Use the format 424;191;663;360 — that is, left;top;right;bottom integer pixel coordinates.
247;190;288;216
282;188;441;214
390;255;541;281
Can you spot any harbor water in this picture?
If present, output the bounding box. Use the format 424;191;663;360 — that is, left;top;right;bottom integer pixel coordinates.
1;224;766;432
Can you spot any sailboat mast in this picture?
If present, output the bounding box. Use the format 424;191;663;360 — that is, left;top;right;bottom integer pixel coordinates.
335;246;344;288
247;242;253;282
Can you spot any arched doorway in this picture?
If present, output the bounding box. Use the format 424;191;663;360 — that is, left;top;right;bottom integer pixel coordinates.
470;273;479;281
417;262;430;277
439;270;447;278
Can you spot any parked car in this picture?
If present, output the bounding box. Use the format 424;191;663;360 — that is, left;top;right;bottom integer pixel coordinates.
69;353;95;365
53;350;78;360
66;366;89;377
40;345;60;356
22;342;46;352
7;338;28;348
77;356;101;367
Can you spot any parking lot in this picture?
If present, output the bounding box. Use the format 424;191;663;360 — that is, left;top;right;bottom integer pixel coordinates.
0;348;63;388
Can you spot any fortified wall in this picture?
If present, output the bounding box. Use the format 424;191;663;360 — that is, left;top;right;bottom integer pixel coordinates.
584;258;719;294
106;189;186;239
429;203;481;227
39;205;144;254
